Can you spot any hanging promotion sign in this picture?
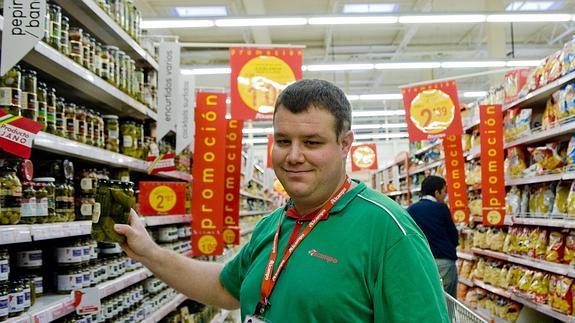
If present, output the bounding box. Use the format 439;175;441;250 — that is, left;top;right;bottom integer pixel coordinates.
157;42;180;140
401;81;463;142
266;134;274;169
176;75;195;154
191;92;227;256
0;111;43;158
351;143;378;172
443;135;469;224
1;0;46;76
230;47;303;120
479;104;506;226
223;119;243;246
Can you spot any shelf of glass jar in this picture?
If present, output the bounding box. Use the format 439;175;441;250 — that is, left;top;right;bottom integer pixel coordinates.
51;0;157;69
0;15;157;121
33;132;191;182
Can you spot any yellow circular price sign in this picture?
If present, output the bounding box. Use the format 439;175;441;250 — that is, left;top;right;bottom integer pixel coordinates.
352;145;376;169
197;235;218;254
238;56;296;113
222;229;237;245
486;210;502;225
410;89;455;134
453;210;466;223
149;185;177;213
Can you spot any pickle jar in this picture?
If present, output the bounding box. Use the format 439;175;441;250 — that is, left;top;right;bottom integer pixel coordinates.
21;70;38;121
32;182;47;224
85;109;95;146
64;102;77;141
100;45;110;80
0;166;22;225
36;82;48;131
20;278;30;310
45;87;57;134
56;265;82;294
76;106;87;144
120;120;137;157
55;181;67;222
105;46;119;85
93;112;102;148
48;4;62;50
19;182;37;224
8;281;23;317
33;177;56;223
60;16;70;56
65;180;75;221
103;115;120;152
0;282;8;321
82;32;92;70
80;169;98;195
0;249;9;282
55;97;66;137
135;69;144;102
94;42;102;77
0;65;22;115
89;36;97;74
68;27;83;65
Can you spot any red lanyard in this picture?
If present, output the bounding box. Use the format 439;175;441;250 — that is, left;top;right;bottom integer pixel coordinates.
255;177;352;316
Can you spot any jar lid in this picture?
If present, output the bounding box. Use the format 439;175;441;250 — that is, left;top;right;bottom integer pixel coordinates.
63;160;74;180
20;159;34;181
33;177;55;182
103;115;119;119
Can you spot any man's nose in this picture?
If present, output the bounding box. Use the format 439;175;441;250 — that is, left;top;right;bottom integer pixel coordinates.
286;143;305;163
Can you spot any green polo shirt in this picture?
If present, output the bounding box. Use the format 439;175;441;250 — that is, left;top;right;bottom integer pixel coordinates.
220;181;449;322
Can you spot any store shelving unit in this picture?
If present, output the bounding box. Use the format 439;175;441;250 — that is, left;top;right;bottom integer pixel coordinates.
240;190;273;203
240;210;272;217
472;279;511;299
143;293;188;323
458;277;475;287
143;215;192;226
503;71;575;112
456;250;476;261
209;310;231;323
471;248;573;277
509;294;572;323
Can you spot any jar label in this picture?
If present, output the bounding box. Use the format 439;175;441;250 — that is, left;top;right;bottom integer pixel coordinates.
81;203;93;216
108;129;119;139
93;202;101;218
80;178;93;190
17;250;42;267
0;260;9;281
56;247;83;264
46;104;56;122
22;92;37;111
21;198;37;217
23;288;30;307
56;112;65;128
37;197;48;216
123;135;133;148
70;40;82;56
57;274;76;292
0;295;8;317
0;88;11;106
82;272;90;287
34;277;43;294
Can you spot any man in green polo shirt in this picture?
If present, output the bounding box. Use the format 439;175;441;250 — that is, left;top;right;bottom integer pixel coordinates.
115;79;449;322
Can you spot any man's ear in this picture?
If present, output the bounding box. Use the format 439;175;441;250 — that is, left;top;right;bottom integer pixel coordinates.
340;130;354;158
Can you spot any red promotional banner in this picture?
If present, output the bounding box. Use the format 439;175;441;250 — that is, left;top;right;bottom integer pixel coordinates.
139;182;187;215
401;81;463;142
191;92;227;255
0;111;43;158
443;135;469;224
230;47;303;120
479;104;506;226
223;119;243;246
266;134;273;169
351;143;378;172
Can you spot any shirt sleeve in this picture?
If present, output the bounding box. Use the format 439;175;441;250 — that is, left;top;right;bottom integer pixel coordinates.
442;204;459;246
219;241;253;300
373;233;450;323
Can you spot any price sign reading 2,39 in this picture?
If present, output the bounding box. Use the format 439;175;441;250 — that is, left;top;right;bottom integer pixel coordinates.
409;89;455;134
149;185;177;212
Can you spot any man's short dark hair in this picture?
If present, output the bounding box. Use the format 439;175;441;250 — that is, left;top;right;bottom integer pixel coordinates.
273;79;352;138
421;175;447;196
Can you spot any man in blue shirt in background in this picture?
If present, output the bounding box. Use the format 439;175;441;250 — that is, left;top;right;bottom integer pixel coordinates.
407;175;459;297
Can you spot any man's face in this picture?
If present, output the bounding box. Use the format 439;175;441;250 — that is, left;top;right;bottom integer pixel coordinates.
435;186;447;204
272;105;353;206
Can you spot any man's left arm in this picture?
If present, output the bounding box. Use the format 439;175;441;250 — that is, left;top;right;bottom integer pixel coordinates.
443;204;459;246
374;234;450;322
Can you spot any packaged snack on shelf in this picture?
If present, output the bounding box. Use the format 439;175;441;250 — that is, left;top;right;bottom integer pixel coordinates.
518;269;535;293
503;227;516;253
567;181;575;216
545;230;566;263
561;37;575;75
564;231;575;265
506;186;521;215
472;226;487;248
539;183;556;215
551;276;573;314
553;182;570;215
514;108;532;138
528;271;550;304
542;50;563;85
506;265;525;291
542;96;561;130
469;198;482;216
533;227;548;259
498;265;510;289
505;147;527;178
473;258;486;280
563;84;575;119
518;227;532;255
462;133;472;153
520;186;530;214
460;260;474;279
490;229;506;252
504;69;531;103
504;108;520;141
528;143;565;173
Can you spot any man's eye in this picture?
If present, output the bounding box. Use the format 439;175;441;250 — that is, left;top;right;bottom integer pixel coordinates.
276;140;289;145
306;141;321;145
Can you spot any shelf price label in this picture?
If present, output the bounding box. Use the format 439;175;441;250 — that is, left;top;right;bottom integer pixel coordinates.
139;182;186;215
443;135;469;223
191;92;227;256
0;111;43;158
401;81;463;142
230;47;303;120
479;104;506;226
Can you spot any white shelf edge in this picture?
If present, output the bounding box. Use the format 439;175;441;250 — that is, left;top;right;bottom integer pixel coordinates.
409;159;444;175
0;225;32;245
503;71;575;112
472;279;511;298
143;293;187;323
240;210;271;217
30;221;92;241
240;191;272;202
412;141;441;156
510;293;573;323
512;216;575;228
210;309;231;323
144;215;191;226
472;248;572;277
506;173;563;186
53;0;158;69
505;121;575;149
99;268;152;298
458;277;475;287
457;251;476;261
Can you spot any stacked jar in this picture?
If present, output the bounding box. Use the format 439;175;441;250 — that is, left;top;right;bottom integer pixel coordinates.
0;65;22;116
104;115;120;152
33;178;56;223
77;169;99;221
0;166;22;225
20;70;37;121
13;248;43;314
97;0;142;43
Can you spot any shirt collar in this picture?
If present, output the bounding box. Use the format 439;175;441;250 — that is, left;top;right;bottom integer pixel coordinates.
421;195;438;202
285;180;366;221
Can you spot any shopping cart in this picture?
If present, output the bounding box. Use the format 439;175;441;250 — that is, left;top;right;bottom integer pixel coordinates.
444;292;490;323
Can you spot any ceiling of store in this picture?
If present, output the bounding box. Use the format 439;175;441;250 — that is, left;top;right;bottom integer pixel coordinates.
134;0;575;143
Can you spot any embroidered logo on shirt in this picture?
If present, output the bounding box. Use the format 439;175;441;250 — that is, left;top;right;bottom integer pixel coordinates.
308;249;338;264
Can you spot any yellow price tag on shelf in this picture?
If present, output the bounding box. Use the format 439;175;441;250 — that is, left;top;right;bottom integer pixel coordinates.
149;185;177;213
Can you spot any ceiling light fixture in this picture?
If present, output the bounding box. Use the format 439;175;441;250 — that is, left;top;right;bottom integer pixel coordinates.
173;6;228;17
352;123;407;130
359;94;403;101
506;60;542;66
440;61;506;68
140;19;215;29
305;63;375;71
215;17;307;27
343;3;398;14
463;91;488;98
487;13;571;22
308;16;398;25
399;14;486;24
354;133;409;140
375;62;441;69
352;110;406;117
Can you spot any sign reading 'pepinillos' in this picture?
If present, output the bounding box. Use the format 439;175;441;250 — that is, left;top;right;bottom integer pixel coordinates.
1;0;46;76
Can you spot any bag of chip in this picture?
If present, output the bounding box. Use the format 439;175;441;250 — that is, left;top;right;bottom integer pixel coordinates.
514;108;532;138
553;182;571;215
562;38;575;75
518;269;535;292
534;228;548;260
490;229;506;252
506;147;527;178
564;231;575;265
507;265;525;292
520;186;530;214
546;231;566;263
529;272;550;304
568;181;575;216
528;143;565;172
539;183;556;215
552;276;574;314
